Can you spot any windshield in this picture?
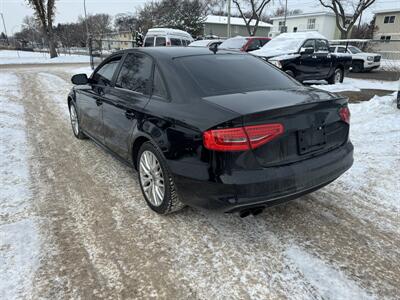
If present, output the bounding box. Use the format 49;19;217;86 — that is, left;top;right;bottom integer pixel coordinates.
176;54;299;97
348;46;362;54
219;38;247;49
260;37;303;53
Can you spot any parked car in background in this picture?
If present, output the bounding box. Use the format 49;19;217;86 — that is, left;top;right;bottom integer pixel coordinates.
219;36;270;52
188;39;224;48
143;28;193;47
252;32;352;84
68;47;353;216
329;45;381;72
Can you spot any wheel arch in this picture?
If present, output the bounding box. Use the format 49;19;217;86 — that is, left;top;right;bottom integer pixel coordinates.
131;135;151;170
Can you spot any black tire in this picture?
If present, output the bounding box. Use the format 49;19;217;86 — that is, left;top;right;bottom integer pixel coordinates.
352;61;363;73
327;68;343;84
137;142;185;214
69;102;87;139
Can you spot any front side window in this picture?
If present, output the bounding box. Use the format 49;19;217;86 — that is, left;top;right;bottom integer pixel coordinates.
337;47;347;53
144;37;154;47
307;18;316;30
170;38;182;46
92;56;121;86
155;37;166;46
316;39;329;52
303;39;315;49
348;46;362;54
116;53;153;94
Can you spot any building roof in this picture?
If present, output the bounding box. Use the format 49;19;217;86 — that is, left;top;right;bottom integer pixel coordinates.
205;15;273;28
374;8;400;14
270;11;338;20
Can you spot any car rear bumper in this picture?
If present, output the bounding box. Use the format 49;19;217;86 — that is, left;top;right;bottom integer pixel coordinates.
173;141;353;212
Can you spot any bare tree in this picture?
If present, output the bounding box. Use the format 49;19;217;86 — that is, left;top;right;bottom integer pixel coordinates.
232;0;272;36
26;0;58;58
318;0;376;39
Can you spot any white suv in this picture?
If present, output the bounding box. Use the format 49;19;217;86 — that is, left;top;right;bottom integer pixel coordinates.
330;45;381;72
144;28;194;47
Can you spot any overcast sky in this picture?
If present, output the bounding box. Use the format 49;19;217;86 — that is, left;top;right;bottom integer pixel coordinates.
1;0;399;34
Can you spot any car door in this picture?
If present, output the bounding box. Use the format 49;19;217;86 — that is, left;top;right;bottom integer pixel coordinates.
102;52;153;160
298;39;316;79
77;56;122;141
314;39;331;78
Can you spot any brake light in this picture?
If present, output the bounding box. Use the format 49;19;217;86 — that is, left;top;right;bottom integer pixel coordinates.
203;123;284;151
339;106;350;124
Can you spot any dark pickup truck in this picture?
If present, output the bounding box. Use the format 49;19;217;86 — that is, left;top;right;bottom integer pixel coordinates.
251;32;352;84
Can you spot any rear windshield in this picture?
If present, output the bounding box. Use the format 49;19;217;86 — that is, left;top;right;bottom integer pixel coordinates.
176;54;299;97
219;38;247;49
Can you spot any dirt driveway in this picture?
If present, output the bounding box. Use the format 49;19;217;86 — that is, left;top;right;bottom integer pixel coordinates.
1;64;399;299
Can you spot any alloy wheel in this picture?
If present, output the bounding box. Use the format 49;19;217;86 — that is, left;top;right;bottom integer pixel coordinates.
69;105;79;135
335;69;342;83
139;150;165;206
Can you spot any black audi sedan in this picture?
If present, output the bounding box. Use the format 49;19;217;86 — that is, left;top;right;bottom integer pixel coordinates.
68;47;353;216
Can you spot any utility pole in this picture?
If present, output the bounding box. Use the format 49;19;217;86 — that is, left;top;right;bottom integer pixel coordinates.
83;0;90;38
0;12;9;45
283;0;288;33
227;0;231;38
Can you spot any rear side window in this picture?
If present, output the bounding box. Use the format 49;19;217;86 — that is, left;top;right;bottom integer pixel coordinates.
176;54;299;97
152;67;168;99
144;37;154;47
155;37;166;46
170;38;182;46
337;47;347;53
116;53;153;94
92;56;121;86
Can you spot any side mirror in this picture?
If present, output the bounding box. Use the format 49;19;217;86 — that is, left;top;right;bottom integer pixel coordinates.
71;74;88;85
209;43;218;53
300;47;314;55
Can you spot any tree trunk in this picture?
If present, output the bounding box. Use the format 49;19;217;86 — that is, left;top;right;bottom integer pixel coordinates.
47;28;58;58
340;30;348;39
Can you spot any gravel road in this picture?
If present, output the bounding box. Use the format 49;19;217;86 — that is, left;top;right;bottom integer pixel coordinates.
1;64;399;300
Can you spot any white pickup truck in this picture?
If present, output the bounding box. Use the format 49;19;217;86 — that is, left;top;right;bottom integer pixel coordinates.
329;45;381;72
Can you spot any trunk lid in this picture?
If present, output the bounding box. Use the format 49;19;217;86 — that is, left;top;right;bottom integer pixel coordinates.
203;88;349;167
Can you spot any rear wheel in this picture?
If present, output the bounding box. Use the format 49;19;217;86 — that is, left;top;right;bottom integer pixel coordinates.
137;142;185;214
327;68;343;84
69;102;86;139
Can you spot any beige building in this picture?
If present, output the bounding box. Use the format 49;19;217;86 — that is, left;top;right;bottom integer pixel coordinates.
203;15;272;38
372;9;400;53
100;31;134;51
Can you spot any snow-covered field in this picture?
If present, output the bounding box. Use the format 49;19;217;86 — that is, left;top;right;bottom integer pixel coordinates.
0;64;399;299
0;50;90;65
310;77;398;92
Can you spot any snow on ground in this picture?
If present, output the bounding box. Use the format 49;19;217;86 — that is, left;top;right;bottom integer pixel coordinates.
334;92;400;213
0;50;89;65
379;59;400;72
0;73;41;299
285;246;374;300
69;66;94;77
310;77;398;92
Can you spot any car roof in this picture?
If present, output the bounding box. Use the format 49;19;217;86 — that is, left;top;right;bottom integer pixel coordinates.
112;47;242;60
274;31;327;40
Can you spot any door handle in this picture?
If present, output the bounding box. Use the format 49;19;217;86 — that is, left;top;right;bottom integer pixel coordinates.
125;111;136;120
96;98;103;106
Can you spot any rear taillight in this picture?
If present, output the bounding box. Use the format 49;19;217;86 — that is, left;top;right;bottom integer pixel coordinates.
339;106;350;124
203;123;284;151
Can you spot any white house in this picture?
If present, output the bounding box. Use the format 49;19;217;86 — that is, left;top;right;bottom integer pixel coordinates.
204;15;273;38
269;11;346;40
